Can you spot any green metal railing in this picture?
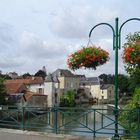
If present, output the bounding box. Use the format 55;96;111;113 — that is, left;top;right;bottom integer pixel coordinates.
0;105;139;139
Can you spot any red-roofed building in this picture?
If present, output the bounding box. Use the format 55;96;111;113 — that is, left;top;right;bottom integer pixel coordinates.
5;83;27;94
5;77;44;94
4;77;48;107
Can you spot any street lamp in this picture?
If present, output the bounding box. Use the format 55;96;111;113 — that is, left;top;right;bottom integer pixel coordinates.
89;17;140;139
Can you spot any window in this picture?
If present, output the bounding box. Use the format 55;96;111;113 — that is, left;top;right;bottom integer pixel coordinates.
38;88;43;94
82;83;85;86
55;93;57;104
71;83;73;88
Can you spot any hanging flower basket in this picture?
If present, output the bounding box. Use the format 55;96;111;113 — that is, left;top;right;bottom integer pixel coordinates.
67;46;110;70
122;42;140;65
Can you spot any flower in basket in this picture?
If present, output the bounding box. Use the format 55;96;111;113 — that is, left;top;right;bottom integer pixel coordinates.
67;46;110;70
122;42;140;65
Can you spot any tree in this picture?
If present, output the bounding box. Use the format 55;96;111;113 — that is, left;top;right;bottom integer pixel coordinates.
34;70;46;79
119;88;140;139
0;78;6;105
122;32;140;92
128;68;140;92
119;32;140;139
118;74;129;95
22;73;31;79
0;73;11;80
60;90;76;107
99;73;130;96
99;74;114;84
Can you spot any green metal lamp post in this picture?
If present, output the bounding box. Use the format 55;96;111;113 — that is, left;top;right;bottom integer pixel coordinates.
89;17;140;139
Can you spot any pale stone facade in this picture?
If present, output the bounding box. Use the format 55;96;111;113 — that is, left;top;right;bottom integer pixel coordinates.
100;84;114;102
52;69;80;94
27;83;44;94
80;77;115;103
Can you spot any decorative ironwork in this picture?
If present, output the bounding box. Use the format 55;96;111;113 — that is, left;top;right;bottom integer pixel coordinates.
0;106;140;139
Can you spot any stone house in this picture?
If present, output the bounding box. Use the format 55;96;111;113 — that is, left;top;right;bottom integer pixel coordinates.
80;77;115;103
44;73;61;107
52;69;80;94
100;84;114;103
80;77;101;99
5;77;48;107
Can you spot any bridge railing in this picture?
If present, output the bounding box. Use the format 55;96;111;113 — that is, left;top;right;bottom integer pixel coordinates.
0;105;139;139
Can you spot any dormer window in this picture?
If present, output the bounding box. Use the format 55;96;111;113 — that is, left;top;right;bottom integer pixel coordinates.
59;72;62;76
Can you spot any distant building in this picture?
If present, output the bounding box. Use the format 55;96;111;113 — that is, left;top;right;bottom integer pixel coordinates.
80;77;101;99
5;77;48;107
7;72;19;79
44;73;61;107
5;68;114;106
52;69;80;94
100;84;114;103
80;77;115;103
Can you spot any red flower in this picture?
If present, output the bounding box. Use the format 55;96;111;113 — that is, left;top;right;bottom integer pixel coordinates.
122;44;140;64
67;46;110;70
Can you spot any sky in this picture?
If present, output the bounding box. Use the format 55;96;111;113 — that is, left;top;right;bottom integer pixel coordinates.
0;0;140;77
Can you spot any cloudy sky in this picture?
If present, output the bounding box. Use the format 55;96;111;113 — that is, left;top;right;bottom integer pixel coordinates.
0;0;140;76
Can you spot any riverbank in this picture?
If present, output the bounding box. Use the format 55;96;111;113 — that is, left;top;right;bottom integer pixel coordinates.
0;128;110;140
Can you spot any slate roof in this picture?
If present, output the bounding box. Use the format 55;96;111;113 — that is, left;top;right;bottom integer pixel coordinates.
100;84;112;90
52;69;76;77
45;73;59;83
80;77;100;85
45;74;53;82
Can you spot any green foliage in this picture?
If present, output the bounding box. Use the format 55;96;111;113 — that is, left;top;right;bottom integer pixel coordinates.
128;68;140;92
0;78;6;105
60;90;76;107
34;70;46;79
0;73;11;80
99;74;129;95
22;73;31;78
118;74;129;94
126;32;140;44
99;74;115;84
119;88;140;138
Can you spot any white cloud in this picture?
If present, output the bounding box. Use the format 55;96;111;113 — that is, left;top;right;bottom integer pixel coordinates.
0;22;15;50
19;31;67;59
0;55;25;69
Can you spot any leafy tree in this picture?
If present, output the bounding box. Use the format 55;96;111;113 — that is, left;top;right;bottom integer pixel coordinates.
99;74;114;84
119;88;140;139
99;74;130;97
128;68;140;92
34;70;46;79
119;32;140;139
122;32;140;92
60;90;76;107
0;73;11;80
118;74;129;95
0;78;6;105
22;73;31;79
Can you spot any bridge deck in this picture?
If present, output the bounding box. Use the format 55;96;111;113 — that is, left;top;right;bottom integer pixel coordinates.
0;128;109;140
